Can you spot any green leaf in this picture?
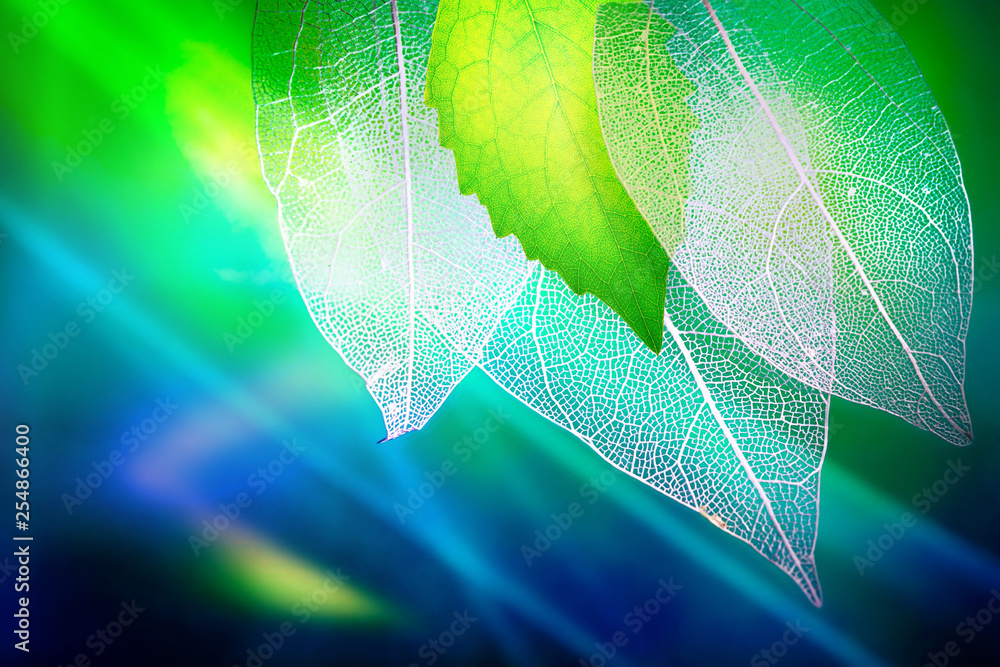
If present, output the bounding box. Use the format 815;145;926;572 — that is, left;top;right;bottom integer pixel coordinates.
425;0;675;353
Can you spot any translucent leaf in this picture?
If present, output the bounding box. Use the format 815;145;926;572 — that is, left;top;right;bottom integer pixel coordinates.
595;0;973;444
481;265;830;606
424;0;678;354
253;0;532;439
254;0;833;605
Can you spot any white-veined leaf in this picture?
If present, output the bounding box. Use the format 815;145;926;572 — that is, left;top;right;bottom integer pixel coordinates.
481;265;830;606
253;0;532;439
254;0;833;604
594;0;972;444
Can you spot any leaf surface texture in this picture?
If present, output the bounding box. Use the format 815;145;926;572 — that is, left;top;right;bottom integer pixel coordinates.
253;0;532;438
595;0;972;443
481;265;830;606
425;0;679;353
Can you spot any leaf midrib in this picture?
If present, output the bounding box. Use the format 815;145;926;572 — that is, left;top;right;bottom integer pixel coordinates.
664;310;822;606
701;0;970;441
520;0;658;349
390;0;419;432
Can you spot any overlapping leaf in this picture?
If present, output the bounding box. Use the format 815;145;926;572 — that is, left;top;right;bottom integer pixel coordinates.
481;265;829;606
251;0;971;606
595;0;972;444
253;0;531;439
425;0;680;353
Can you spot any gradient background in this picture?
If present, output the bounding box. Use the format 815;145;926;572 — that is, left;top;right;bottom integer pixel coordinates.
1;0;999;665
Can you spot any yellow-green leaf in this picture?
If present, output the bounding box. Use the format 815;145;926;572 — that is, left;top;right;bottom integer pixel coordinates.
425;0;670;353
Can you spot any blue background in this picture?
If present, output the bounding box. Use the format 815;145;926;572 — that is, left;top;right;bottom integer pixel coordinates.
1;0;999;665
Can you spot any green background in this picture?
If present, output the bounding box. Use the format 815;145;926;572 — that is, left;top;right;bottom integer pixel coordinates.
1;0;998;665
